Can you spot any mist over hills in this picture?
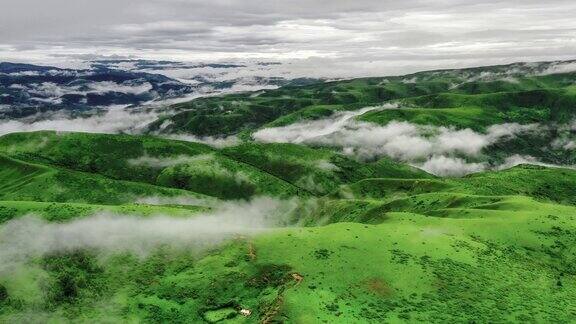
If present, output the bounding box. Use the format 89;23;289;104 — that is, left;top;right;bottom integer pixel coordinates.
0;60;316;118
2;0;576;320
1;59;576;322
144;59;576;176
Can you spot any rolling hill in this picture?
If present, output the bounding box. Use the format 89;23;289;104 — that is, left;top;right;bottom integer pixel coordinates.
1;60;576;323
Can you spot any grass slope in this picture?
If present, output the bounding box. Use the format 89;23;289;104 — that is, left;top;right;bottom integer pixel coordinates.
2;147;576;322
0;200;205;223
0;132;304;200
2;191;575;322
0;131;430;199
359;89;576;131
339;164;576;205
3;60;576;322
147;61;576;137
0;154;209;205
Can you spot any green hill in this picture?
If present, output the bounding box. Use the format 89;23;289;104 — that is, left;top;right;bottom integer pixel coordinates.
0;132;303;200
2;60;576;323
0;131;429;199
147;61;576;137
143;61;576;170
337;164;576;205
0;154;208;205
2;131;576;322
359;89;576;130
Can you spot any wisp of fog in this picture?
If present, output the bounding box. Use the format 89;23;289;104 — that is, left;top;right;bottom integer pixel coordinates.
0;197;300;273
253;107;546;176
0;107;161;136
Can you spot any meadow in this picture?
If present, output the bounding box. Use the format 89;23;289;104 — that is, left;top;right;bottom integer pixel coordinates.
1;60;576;322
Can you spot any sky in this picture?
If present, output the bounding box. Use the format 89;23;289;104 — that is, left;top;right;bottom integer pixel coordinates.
1;0;576;77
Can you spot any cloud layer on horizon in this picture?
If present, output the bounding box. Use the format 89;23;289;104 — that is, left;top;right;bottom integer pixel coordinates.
1;0;575;78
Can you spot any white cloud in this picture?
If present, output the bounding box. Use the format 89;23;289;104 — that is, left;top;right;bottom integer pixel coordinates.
497;154;542;170
20;80;154;100
253;105;396;144
165;134;241;148
254;110;539;162
253;108;547;176
2;1;576;78
563;141;576;150
86;81;153;94
417;155;486;177
538;61;576;75
552;137;576;150
315;159;340;172
0;197;300;273
497;154;576;171
0;107;162;135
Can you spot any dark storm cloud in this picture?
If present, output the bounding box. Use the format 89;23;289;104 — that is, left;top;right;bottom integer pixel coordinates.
1;0;575;76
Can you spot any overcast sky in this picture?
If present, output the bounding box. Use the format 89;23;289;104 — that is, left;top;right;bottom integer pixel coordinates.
1;0;575;77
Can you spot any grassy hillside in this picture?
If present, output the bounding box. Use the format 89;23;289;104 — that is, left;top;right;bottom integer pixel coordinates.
142;61;576;170
2;60;576;322
2;131;576;322
337;164;576;205
0;132;303;199
0;131;429;199
2;163;576;322
0;200;205;223
147;61;576;137
359;89;576;130
0;154;207;205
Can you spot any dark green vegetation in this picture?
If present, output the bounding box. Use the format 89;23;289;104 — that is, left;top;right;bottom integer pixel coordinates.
360;88;576;130
2;131;576;323
148;60;576;168
149;60;576;136
0;131;429;199
2;61;576;323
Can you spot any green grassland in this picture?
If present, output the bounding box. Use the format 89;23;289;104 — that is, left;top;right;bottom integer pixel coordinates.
2;131;576;322
359;89;576;131
2;61;576;322
145;60;576;167
336;165;576;205
148;61;576;137
0;200;205;223
0;131;429;199
0;154;208;205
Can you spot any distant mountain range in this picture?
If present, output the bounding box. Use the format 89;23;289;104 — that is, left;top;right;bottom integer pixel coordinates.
0;60;317;118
